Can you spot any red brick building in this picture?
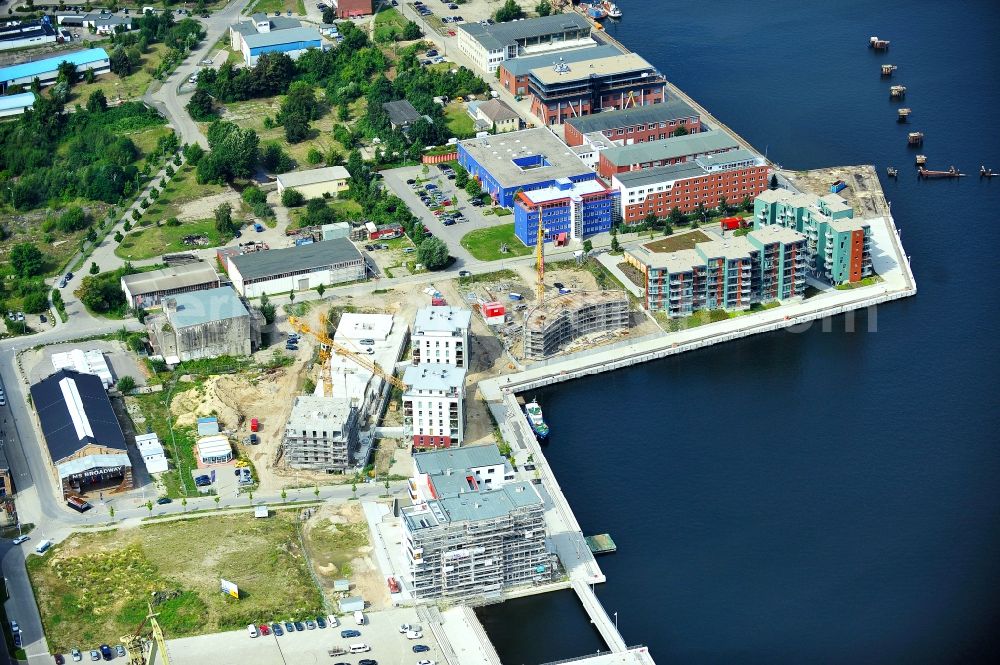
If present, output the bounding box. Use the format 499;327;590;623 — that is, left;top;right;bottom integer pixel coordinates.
563;98;702;147
334;0;372;18
612;149;770;222
596;129;739;179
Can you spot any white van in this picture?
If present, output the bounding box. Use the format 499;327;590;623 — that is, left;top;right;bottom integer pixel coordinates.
246;624;258;638
326;614;339;627
348;643;370;653
34;540;52;554
353;610;366;625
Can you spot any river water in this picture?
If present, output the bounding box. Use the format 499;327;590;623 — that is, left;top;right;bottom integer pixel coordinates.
478;1;1000;663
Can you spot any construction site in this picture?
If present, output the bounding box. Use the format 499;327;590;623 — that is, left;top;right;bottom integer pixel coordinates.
523;290;632;360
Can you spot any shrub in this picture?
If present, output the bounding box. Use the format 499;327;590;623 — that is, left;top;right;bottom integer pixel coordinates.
281;188;305;208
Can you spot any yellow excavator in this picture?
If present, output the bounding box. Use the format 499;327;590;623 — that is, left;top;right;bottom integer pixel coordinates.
288;313;406;394
121;604;170;665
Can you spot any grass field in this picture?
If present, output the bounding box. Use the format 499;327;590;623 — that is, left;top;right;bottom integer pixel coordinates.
27;513;324;651
444;102;476;138
374;7;409;31
249;0;306;16
70;43;169;105
642;230;711;253
460;223;532;261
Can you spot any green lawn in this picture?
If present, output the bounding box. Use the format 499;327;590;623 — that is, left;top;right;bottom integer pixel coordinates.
374;7;409;30
69;42;168;105
835;274;882;290
444;103;476;138
460;223;533;261
116;218;230;261
249;0;306;16
643;230;712;253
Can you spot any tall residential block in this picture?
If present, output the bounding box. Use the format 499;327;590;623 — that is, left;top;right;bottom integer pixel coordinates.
401;445;551;602
412;306;472;369
754;190;873;285
282;395;360;472
403;365;467;449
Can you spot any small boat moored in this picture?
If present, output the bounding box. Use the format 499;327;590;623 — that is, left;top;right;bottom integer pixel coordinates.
604;2;622;18
525;399;550;440
886;167;898;178
918;166;964;179
981;165;998;178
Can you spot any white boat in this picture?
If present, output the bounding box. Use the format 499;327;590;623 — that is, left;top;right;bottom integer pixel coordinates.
604;2;622;18
525;400;549;440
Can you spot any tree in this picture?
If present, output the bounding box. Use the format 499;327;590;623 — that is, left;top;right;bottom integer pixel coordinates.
321;7;334;23
183;142;205;165
535;0;553;16
717;195;729;214
10;243;44;278
306;147;323;165
214;495;221;509
644;212;659;228
465;177;482;198
453;165;469;188
664;222;674;236
186;89;216;120
316;283;326;297
109;505;115;519
417;236;450;270
89;261;100;275
57;61;77;86
669;206;686;227
281;188;305;207
114;231;124;243
351;482;357;499
582;239;593;254
610;230;621;253
740;195;754;212
214;202;234;235
86;89;107;113
56;206;89;233
146;500;153;514
402;20;422;41
495;0;525;22
694;201;708;225
22;290;49;314
281;488;287;503
288;289;295;303
769;174;779;190
672;125;689;137
283;112;309;143
258;293;276;324
117;375;136;393
181;497;187;512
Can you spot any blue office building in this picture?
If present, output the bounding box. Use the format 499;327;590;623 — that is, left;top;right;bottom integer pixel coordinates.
457;128;596;208
513;178;619;246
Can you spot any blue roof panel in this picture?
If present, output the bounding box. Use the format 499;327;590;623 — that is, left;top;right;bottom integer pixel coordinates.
0;48;108;83
0;91;35;111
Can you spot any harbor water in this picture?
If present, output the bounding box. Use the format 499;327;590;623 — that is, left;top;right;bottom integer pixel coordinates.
479;0;1000;663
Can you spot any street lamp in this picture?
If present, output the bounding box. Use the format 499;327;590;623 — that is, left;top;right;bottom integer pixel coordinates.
614;611;618;631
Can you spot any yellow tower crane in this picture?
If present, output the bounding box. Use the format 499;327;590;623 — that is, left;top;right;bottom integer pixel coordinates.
121;604;170;665
535;212;546;303
288;315;407;393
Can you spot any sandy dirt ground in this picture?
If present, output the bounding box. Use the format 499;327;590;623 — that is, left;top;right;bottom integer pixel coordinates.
176;190;242;221
783;165;890;219
301;501;390;610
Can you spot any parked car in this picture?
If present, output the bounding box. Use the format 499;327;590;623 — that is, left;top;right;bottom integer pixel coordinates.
358;660;378;665
405;630;423;639
293;621;305;632
115;646;126;658
284;621;295;633
413;644;430;653
458;270;472;277
89;651;100;662
194;475;211;487
340;629;361;638
305;619;316;630
271;623;283;636
71;649;82;662
426;49;437;57
326;614;339;627
156;497;171;505
99;644;112;660
12;535;29;545
316;615;326;629
442;219;455;226
417;660;436;665
54;654;65;664
259;624;270;635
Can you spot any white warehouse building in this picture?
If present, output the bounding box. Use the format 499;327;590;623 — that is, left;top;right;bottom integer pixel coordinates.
402;364;467;450
227;238;366;298
412;306;471;369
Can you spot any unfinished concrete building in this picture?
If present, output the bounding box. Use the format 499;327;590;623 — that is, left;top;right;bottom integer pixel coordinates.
147;287;262;364
400;445;551;602
523;291;631;359
283;395;360;472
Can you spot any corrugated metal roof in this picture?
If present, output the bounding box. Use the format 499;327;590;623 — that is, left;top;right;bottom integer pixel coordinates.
121;261;219;296
0;92;35;111
244;27;321;49
565;98;699;134
0;48;108;83
458;13;590;52
277;166;350;189
229;238;363;281
601;130;740;167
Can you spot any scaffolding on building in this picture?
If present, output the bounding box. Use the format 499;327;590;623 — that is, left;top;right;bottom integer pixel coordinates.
523;290;631;360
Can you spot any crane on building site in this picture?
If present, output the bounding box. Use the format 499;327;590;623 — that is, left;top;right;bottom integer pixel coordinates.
536;219;546;303
121;604;170;665
288;314;407;394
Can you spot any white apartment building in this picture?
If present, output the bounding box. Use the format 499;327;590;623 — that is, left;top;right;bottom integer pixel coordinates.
455;13;593;73
402;365;467;449
412;306;471;369
408;445;512;505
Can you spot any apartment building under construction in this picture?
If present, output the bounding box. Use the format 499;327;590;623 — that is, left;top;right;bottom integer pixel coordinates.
401;446;552;602
523;291;631;359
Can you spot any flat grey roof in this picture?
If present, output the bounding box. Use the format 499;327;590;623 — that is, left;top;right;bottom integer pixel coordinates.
438;482;542;522
627;246;703;273
121;261;219;296
696;237;755;261
277;166;350;188
403;364;466;392
414;306;472;333
600;130;739;167
747;225;807;245
614;148;762;188
459;128;591;188
530;52;655;85
286;395;355;430
166;286;248;328
501;44;622;76
414;444;505;476
458;13;590;52
243;27;320;49
565;98;700;134
230;237;363;281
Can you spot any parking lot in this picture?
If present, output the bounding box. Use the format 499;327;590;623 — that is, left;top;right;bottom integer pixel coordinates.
382;165;508;266
165;607;447;665
21;340;146;387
